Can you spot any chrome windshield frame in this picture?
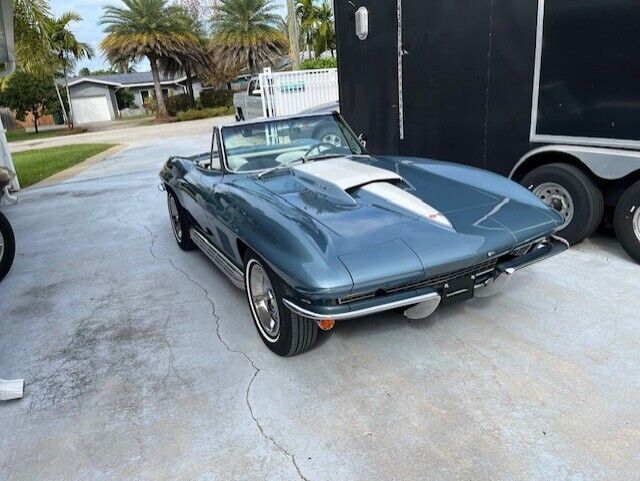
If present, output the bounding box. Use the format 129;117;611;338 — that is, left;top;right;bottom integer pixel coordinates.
218;112;368;175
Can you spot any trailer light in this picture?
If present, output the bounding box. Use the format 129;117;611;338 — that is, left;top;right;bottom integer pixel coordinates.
355;7;369;40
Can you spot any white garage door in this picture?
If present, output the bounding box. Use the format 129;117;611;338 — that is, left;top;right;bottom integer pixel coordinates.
71;96;112;124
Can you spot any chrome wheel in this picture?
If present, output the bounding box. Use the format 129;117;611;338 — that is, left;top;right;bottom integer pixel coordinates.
246;259;280;342
633;207;640;243
321;133;342;148
168;195;182;242
533;182;575;228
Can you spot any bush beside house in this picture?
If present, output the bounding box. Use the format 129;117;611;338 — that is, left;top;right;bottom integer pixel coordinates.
200;89;233;109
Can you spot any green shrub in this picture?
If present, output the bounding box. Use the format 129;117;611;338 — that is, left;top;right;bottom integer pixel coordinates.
300;57;337;70
175;106;234;122
200;89;234;108
142;95;157;113
165;93;191;115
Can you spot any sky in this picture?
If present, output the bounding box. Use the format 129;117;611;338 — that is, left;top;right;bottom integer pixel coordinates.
51;0;288;74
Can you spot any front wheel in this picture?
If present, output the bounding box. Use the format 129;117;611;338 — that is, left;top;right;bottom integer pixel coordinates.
614;180;640;264
0;211;15;282
244;251;318;356
167;191;195;251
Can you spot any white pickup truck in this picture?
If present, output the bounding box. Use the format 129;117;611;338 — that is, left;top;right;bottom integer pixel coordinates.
233;78;264;121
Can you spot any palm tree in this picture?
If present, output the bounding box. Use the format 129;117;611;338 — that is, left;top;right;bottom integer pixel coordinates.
296;0;317;58
12;0;55;74
210;0;287;75
48;12;95;128
160;17;207;108
100;0;198;118
312;0;335;57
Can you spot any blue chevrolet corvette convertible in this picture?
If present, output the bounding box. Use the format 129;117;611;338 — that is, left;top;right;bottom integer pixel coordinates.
160;112;568;356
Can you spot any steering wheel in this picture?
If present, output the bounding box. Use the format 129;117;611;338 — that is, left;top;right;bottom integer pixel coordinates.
303;142;339;159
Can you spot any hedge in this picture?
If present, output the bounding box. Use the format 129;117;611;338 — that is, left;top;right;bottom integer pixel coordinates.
175;106;234;122
200;89;234;108
300;57;337;70
165;93;191;116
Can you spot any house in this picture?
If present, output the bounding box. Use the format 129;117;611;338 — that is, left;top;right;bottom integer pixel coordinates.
66;71;204;124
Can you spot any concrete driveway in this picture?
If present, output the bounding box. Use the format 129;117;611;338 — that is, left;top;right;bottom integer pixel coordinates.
8;117;234;153
0;137;638;481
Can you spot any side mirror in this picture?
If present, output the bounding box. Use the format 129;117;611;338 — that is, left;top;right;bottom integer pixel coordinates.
358;133;368;147
251;88;262;96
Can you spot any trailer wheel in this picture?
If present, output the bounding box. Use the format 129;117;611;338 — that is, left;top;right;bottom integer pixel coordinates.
521;163;603;245
613;180;640;264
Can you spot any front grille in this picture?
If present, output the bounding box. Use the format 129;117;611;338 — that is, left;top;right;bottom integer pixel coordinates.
337;258;499;305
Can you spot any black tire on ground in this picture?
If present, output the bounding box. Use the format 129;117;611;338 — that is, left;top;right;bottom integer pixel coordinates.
167;191;195;251
243;250;318;356
613;180;640;264
521;163;604;245
0;211;16;282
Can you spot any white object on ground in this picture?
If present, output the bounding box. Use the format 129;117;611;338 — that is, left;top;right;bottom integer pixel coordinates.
0;378;24;401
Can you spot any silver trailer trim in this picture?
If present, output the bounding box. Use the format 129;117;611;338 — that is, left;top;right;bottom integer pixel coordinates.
529;0;640;151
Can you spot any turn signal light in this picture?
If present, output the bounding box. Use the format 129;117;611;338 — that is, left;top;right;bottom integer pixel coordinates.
317;319;335;331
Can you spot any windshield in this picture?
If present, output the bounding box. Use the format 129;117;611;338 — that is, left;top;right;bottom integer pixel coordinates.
220;114;365;173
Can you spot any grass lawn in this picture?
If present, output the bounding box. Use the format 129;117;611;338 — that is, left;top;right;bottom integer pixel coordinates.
12;144;116;188
6;127;86;143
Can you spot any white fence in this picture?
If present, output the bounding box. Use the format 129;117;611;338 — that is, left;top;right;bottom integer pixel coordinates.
258;67;339;118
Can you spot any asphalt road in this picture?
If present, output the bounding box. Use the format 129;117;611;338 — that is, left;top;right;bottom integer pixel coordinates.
0;136;638;480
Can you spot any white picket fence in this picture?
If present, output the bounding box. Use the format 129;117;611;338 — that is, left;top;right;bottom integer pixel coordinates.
258;67;339;118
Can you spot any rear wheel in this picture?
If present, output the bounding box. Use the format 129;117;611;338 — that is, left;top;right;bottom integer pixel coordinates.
613;180;640;264
0;211;15;282
521;163;603;245
244;251;318;356
167;191;195;251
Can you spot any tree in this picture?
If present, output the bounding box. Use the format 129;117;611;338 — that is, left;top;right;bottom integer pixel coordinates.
48;11;95;128
12;0;55;74
100;0;199;119
296;0;336;59
0;70;59;133
116;88;136;109
312;0;335;57
210;0;287;75
78;66;91;76
160;16;207;108
296;0;317;58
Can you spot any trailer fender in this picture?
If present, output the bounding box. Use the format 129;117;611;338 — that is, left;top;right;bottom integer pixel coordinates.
510;145;640;182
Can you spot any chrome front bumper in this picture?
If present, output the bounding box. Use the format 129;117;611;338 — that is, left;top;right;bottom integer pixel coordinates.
284;236;569;321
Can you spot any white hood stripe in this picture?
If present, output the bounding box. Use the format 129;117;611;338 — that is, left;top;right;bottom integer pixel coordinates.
293;157;401;190
361;182;453;229
293;158;453;228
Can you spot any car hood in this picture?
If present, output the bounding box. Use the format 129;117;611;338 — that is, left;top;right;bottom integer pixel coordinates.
251;156;562;292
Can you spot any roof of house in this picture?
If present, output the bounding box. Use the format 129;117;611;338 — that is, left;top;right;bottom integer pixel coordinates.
67;71;188;88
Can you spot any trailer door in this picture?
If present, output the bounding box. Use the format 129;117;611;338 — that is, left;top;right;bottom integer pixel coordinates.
400;0;492;168
334;1;400;154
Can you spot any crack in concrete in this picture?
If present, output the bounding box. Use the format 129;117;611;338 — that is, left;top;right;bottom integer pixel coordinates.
138;219;310;481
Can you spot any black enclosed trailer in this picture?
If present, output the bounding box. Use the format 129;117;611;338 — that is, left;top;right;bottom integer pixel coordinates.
334;0;640;263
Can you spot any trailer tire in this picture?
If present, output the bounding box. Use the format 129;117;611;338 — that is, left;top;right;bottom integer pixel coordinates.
521;163;603;245
613;180;640;264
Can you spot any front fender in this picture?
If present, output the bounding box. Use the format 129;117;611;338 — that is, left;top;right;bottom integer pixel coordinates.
224;179;353;299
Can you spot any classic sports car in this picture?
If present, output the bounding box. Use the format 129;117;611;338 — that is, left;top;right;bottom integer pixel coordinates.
160;112;568;356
